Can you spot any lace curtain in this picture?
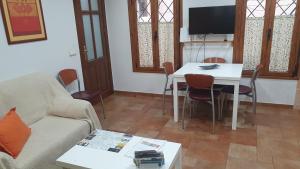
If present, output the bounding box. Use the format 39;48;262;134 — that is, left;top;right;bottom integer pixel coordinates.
243;18;264;70
138;23;153;67
137;22;174;67
269;16;294;72
243;16;295;72
138;17;294;71
159;23;174;67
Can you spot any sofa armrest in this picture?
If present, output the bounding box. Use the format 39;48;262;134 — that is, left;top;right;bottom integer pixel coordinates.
0;152;17;169
48;97;102;131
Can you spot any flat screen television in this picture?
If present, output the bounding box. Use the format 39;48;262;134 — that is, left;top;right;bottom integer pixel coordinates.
189;5;236;34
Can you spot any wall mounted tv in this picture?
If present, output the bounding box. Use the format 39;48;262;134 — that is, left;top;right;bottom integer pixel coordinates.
189;5;236;34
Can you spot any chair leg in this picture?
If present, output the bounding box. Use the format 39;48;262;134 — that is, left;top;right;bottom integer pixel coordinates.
221;93;226;118
182;94;188;130
211;91;216;134
211;99;216;134
100;95;106;119
163;89;166;115
189;99;192;118
218;96;221;120
171;89;174;112
252;92;257;114
224;94;229;114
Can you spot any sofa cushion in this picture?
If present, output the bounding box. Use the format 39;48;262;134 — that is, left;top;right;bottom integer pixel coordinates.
15;116;90;169
0;108;31;158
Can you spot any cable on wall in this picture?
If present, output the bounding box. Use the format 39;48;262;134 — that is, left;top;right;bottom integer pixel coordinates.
203;34;207;62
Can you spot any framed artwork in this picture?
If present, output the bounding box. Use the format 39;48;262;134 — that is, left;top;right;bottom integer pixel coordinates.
0;0;47;44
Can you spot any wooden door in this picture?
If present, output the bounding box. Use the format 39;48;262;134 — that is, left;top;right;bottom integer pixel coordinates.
74;0;113;97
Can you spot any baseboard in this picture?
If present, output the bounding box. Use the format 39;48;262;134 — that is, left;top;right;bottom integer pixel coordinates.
238;101;293;109
114;90;293;109
114;90;164;98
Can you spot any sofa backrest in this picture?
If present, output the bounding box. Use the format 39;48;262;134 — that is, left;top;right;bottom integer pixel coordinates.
0;73;71;125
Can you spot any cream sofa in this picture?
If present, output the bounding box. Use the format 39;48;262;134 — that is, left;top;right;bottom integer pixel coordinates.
0;73;102;169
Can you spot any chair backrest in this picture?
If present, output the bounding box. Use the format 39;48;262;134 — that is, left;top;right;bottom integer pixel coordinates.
58;69;81;90
185;74;214;90
251;64;263;82
250;64;263;89
162;62;174;76
203;57;226;63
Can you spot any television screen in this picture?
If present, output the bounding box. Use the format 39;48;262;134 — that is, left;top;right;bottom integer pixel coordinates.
189;5;236;34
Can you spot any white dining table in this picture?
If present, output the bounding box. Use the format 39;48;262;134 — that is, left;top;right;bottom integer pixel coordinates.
172;63;243;130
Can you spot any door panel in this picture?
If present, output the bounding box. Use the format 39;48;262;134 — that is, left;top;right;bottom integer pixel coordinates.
74;0;113;98
82;15;95;61
92;15;104;58
91;0;99;10
80;0;89;10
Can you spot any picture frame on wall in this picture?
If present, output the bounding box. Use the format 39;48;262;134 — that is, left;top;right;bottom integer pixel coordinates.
0;0;47;44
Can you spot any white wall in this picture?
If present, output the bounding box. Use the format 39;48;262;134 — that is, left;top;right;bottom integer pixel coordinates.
0;0;84;88
105;0;297;105
105;0;165;94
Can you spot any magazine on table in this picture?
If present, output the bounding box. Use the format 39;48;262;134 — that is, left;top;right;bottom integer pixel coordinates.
77;130;133;153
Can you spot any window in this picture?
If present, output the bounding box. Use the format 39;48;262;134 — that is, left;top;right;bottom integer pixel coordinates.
234;0;300;78
128;0;181;73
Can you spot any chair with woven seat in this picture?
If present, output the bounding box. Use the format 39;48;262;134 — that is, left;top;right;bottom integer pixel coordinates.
182;74;221;133
162;62;187;114
221;64;263;115
58;69;105;119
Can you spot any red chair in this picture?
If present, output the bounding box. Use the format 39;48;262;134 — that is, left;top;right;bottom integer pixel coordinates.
162;62;187;114
221;64;263;115
203;57;226;63
182;74;221;133
58;69;105;119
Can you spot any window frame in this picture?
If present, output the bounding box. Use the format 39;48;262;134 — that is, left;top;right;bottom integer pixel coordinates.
233;0;300;80
128;0;181;73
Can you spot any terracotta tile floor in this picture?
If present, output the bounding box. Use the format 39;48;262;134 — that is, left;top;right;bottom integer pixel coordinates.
94;94;300;169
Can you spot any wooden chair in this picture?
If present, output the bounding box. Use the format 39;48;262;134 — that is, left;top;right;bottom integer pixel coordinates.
221;64;263;115
162;62;187;114
58;69;105;119
182;74;221;133
203;57;226;63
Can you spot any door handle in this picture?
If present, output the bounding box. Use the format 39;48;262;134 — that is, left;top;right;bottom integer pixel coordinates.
83;45;88;53
153;31;158;40
267;29;272;41
82;45;88;61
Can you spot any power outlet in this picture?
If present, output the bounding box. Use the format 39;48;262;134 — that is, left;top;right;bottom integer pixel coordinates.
69;52;77;57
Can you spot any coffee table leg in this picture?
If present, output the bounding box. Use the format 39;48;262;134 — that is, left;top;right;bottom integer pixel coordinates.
175;147;182;169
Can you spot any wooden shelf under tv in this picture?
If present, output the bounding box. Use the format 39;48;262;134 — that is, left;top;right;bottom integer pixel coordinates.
181;40;234;46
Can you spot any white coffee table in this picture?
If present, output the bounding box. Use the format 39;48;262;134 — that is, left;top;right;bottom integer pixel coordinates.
56;130;182;169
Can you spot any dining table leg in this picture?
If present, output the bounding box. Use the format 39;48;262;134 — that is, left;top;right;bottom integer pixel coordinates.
173;78;179;122
232;81;240;130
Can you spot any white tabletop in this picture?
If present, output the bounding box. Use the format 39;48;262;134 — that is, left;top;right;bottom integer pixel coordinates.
173;63;243;81
56;134;182;169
